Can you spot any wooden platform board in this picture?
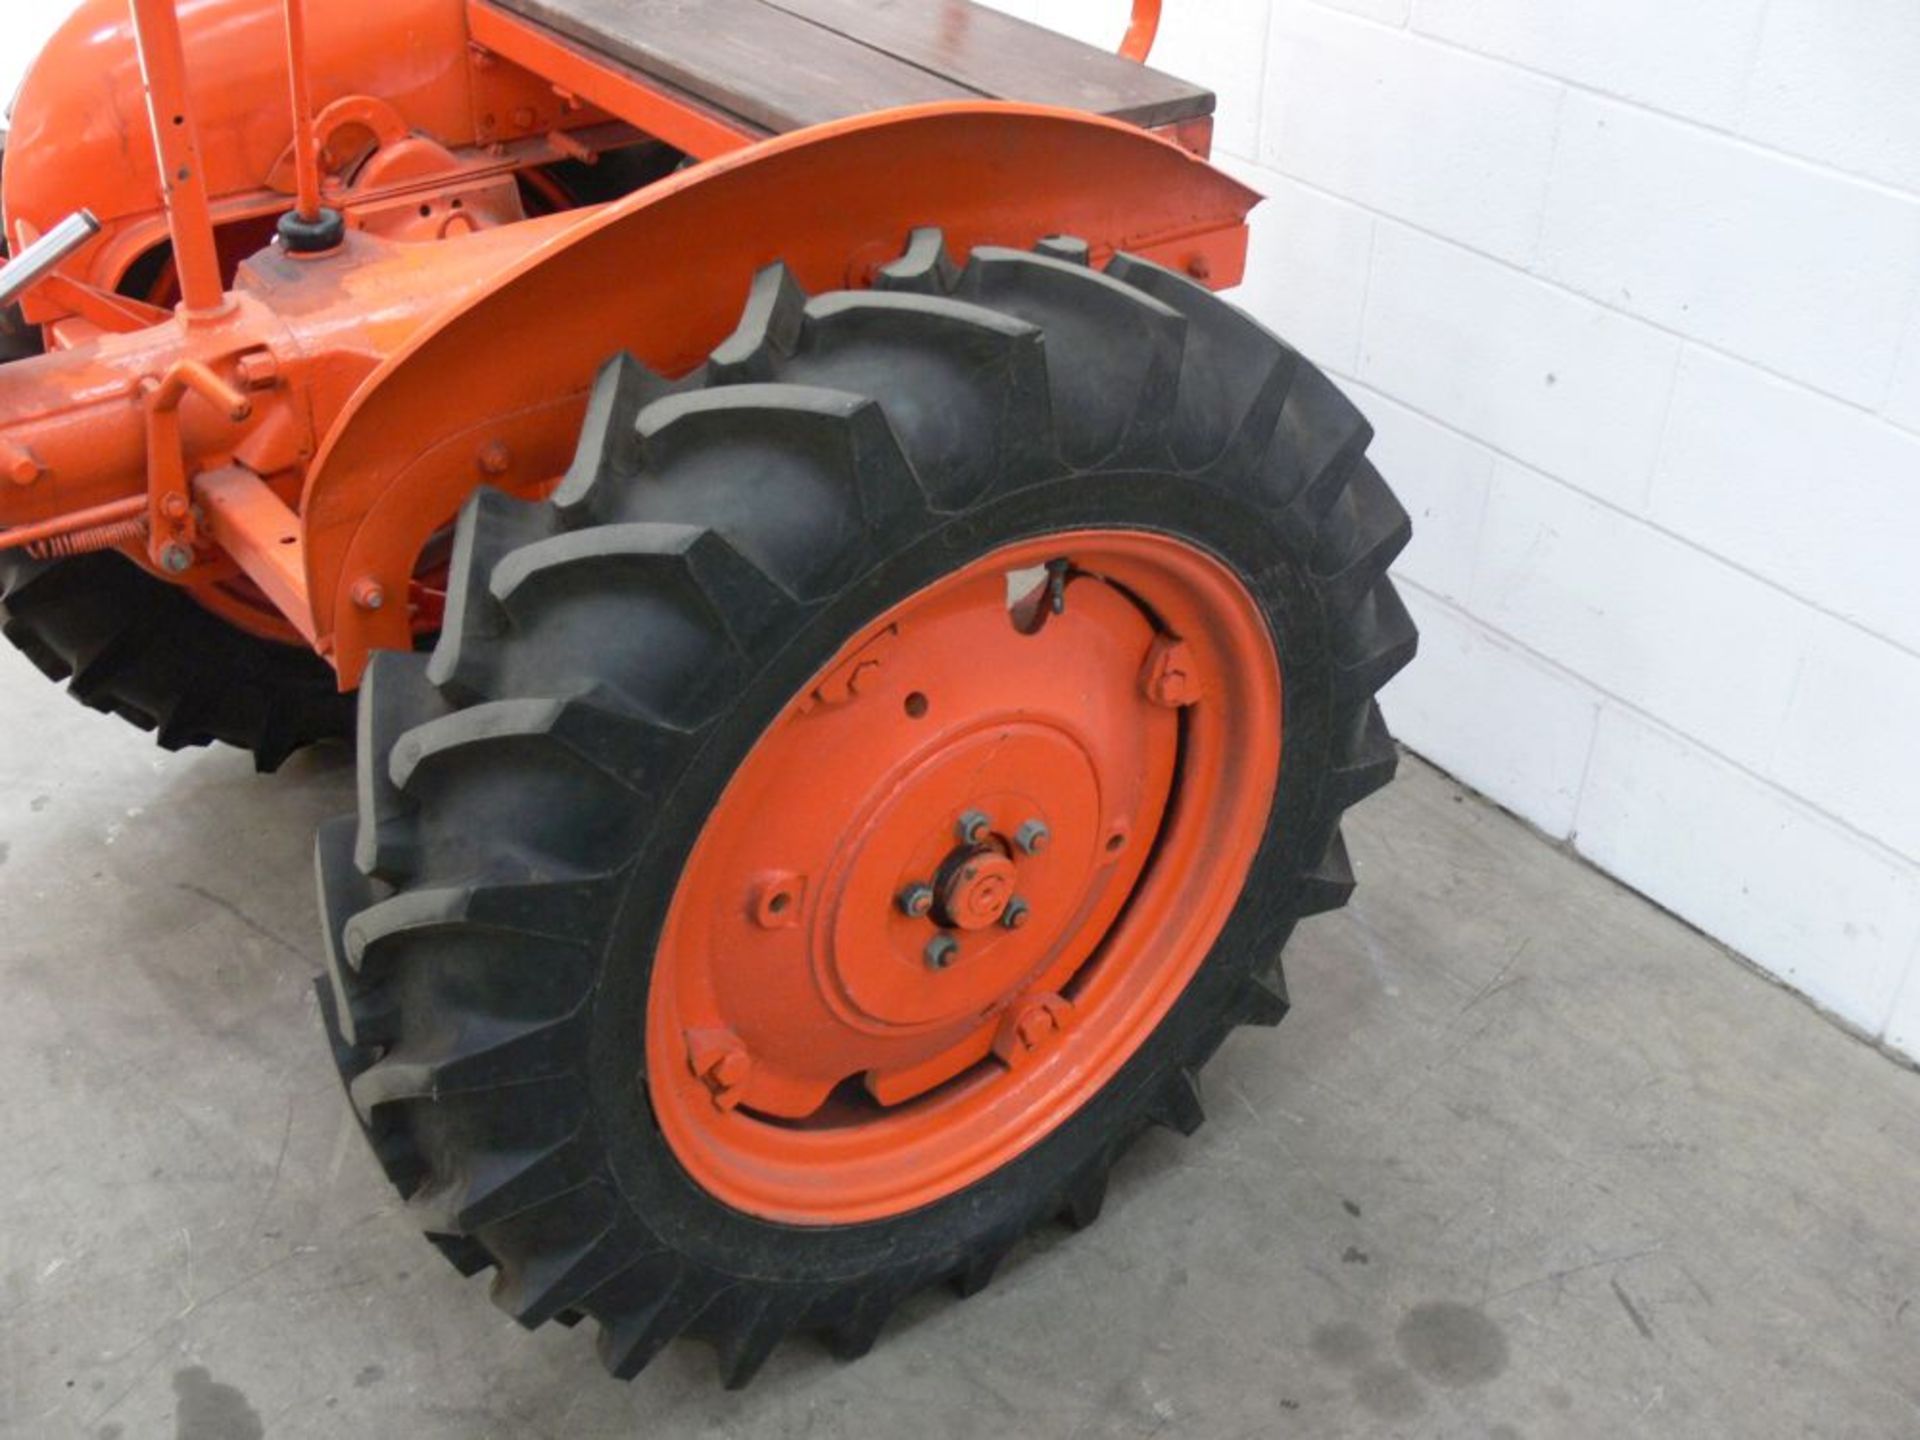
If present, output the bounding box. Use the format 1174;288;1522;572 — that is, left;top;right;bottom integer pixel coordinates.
489;0;1215;136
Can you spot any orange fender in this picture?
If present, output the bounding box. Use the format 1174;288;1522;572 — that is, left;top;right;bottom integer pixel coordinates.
306;101;1260;685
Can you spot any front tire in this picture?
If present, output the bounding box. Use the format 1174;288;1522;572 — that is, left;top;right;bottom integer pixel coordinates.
316;230;1415;1384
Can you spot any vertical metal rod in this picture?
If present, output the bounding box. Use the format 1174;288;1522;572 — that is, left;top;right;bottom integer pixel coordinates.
126;0;226;316
1119;0;1162;62
282;0;323;225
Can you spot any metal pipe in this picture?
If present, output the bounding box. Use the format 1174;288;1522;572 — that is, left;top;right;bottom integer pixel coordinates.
126;0;228;316
282;0;323;225
0;211;101;309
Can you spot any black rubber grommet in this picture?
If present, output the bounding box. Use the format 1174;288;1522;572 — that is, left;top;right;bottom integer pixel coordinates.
277;207;346;255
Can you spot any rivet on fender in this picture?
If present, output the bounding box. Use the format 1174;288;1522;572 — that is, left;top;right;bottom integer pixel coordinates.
1140;635;1201;708
477;439;512;476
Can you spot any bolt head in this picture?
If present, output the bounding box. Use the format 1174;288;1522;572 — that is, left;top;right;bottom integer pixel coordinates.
1142;636;1201;708
685;1028;753;1110
897;884;935;918
699;1048;752;1111
237;350;279;390
1014;820;1050;855
1016;1011;1055;1049
956;809;992;845
992;993;1072;1066
708;1049;751;1089
1001;898;1030;930
924;935;960;970
159;542;193;573
477;439;513;476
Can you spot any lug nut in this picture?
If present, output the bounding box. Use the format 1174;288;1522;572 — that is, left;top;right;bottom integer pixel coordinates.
897;883;935;918
1001;898;1030;930
1014;820;1050;855
925;935;960;970
956;810;992;845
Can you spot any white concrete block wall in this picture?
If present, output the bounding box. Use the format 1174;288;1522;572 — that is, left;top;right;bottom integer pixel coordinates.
1151;0;1920;1056
3;8;1917;1057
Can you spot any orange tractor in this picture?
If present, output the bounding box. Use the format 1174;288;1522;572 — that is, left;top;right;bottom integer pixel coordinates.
0;0;1415;1385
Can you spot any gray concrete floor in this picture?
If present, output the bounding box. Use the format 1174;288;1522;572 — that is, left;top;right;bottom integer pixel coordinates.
2;646;1918;1440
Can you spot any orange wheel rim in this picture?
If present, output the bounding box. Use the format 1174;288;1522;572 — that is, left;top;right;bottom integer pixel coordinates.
647;530;1283;1224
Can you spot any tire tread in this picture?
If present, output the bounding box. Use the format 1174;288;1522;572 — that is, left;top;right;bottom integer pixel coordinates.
315;227;1417;1386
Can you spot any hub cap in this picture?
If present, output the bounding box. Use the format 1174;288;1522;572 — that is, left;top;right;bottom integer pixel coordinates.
647;531;1283;1223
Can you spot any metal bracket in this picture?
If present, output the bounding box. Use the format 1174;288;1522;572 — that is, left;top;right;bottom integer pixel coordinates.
144;361;253;574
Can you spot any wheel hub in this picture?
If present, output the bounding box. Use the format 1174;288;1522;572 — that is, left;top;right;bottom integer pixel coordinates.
932;843;1018;932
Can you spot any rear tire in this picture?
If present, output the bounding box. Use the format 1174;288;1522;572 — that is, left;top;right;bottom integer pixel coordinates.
316;231;1416;1384
0;551;352;771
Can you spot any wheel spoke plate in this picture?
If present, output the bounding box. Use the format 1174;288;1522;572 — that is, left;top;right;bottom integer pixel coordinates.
671;557;1174;1113
646;530;1281;1222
